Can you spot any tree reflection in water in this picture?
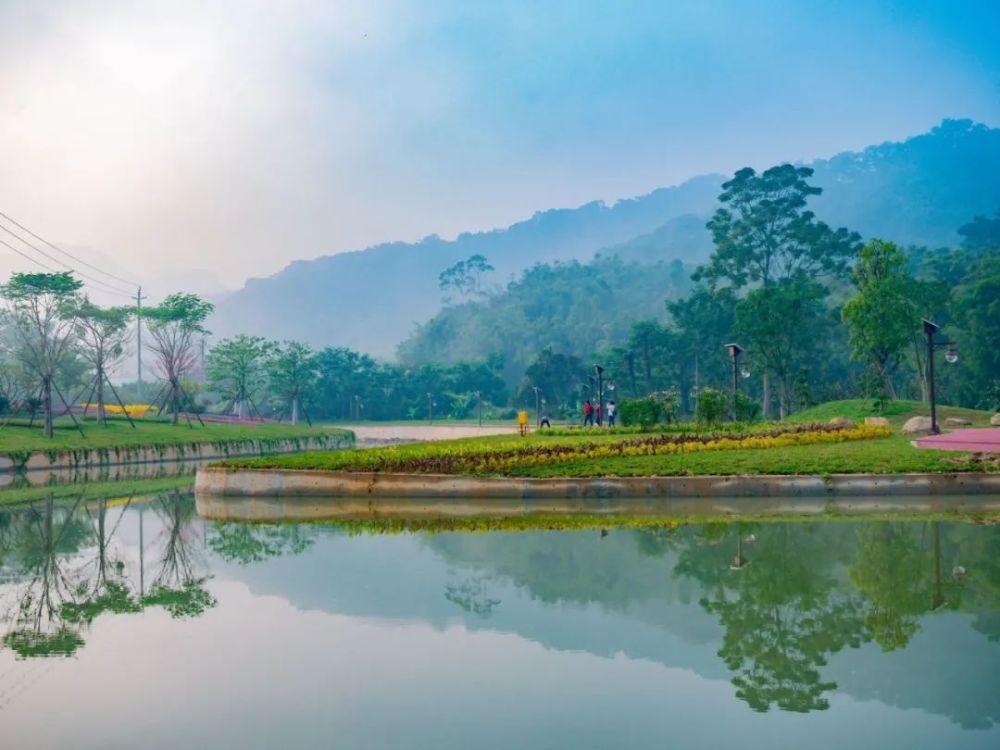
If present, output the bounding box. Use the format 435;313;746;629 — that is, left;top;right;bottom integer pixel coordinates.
140;491;215;618
0;490;216;659
0;495;90;657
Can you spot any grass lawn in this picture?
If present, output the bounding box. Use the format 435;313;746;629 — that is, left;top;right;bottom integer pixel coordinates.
790;398;994;429
224;428;997;478
0;416;351;454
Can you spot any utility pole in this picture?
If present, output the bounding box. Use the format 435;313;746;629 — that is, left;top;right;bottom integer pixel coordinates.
135;286;146;403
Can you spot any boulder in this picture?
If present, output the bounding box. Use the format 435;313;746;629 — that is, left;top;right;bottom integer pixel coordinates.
992;413;1000;426
944;417;972;427
864;417;890;428
829;417;855;428
902;416;933;434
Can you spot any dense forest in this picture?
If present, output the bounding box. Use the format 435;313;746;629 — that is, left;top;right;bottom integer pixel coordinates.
3;126;998;426
209;120;1000;356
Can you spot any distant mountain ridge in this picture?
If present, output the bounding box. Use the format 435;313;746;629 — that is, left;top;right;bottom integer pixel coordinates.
209;119;1000;357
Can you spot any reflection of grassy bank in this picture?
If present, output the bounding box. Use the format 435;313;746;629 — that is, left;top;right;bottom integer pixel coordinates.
239;512;999;536
0;417;349;453
0;475;194;508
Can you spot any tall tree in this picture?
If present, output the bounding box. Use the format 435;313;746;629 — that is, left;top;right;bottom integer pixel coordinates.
144;293;213;424
0;272;84;437
438;254;494;302
206;334;274;419
267;340;317;424
957;208;1000;252
696;165;860;415
841;240;923;400
73;300;133;424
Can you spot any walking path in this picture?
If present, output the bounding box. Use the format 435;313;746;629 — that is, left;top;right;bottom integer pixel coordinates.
914;427;1000;452
338;423;520;446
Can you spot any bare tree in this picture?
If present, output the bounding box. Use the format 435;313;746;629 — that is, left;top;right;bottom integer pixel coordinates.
144;293;213;424
73;300;133;424
0;272;83;437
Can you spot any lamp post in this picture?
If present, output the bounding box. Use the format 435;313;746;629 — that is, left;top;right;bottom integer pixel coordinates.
426;391;434;423
724;343;750;421
594;364;604;426
532;385;542;427
922;319;958;435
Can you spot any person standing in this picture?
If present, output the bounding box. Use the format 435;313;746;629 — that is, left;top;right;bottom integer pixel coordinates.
583;399;594;426
607;400;617;427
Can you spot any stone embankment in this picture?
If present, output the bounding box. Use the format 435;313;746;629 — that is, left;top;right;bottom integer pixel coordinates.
0;433;353;475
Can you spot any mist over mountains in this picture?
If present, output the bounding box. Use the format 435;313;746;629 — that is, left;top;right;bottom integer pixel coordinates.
209;119;1000;358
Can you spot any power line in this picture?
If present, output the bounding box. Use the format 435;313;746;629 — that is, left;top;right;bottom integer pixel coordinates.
0;236;59;272
0;222;134;298
0;209;138;287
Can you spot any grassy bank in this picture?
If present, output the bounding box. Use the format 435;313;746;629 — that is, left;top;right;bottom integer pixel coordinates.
224;423;995;477
0;417;351;454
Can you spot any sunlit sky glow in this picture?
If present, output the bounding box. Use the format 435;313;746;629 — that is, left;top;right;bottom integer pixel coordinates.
0;0;997;301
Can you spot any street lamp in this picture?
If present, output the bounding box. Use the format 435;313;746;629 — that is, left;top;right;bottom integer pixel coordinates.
922;319;958;435
724;343;749;421
531;385;542;427
594;364;604;426
426;391;434;423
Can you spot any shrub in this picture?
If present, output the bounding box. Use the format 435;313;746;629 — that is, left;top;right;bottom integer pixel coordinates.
619;397;661;430
734;391;761;422
695;387;727;425
657;388;680;425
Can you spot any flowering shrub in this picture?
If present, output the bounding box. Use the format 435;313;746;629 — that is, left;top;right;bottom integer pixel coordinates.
83;403;155;417
340;422;892;475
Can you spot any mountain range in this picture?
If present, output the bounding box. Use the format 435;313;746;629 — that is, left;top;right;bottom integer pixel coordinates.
208;119;1000;358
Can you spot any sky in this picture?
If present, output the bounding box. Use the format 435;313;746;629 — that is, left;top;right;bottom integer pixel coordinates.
0;0;998;303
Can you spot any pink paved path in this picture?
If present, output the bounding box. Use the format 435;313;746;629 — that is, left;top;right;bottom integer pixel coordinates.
914;427;1000;452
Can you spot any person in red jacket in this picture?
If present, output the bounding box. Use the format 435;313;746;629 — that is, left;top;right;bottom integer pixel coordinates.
583;399;594;426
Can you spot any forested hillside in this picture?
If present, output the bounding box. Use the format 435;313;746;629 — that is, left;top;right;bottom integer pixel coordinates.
397;257;693;383
209;119;1000;357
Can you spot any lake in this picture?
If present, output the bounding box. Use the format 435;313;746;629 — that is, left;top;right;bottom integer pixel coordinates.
1;488;998;749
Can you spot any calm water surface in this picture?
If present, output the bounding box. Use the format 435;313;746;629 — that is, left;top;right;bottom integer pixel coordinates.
1;490;998;749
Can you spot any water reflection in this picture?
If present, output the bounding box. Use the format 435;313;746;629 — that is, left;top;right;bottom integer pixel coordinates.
0;491;215;658
0;492;998;741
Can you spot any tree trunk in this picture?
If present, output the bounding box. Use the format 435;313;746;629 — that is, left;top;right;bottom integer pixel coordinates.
96;370;106;425
237;397;248;420
642;339;652;393
291;394;300;425
171;380;180;425
761;373;772;420
43;376;54;438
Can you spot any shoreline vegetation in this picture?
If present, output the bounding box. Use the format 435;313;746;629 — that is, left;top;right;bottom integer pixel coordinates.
0;417;351;454
216;400;999;479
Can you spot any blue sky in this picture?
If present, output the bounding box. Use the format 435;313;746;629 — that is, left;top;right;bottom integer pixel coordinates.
0;0;997;293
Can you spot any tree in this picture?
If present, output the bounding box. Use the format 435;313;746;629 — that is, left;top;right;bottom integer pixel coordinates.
73;300;133;424
519;348;588;417
957;208;1000;251
0;272;84;437
841;240;923;400
696;165;860;416
438;254;494;302
951;255;1000;409
267;340;317;424
734;279;827;418
206;334;274;419
144;293;213;424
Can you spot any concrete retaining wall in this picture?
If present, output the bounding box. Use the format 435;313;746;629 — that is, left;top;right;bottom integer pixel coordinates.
195;467;1000;520
1;434;352;474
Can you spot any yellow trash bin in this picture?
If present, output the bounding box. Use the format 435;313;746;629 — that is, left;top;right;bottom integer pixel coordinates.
517;410;529;436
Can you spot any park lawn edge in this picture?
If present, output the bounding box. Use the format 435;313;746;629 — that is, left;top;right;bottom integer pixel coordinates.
0;417;352;454
219;434;996;477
